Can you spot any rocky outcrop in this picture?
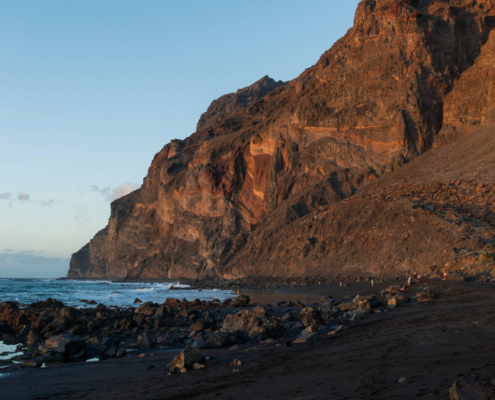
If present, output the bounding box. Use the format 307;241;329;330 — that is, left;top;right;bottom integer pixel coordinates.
69;0;495;280
197;75;287;131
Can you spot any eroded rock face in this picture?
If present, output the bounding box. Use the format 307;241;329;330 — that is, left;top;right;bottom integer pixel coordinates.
69;0;495;280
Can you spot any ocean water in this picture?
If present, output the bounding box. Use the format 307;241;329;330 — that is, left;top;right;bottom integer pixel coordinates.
0;278;235;308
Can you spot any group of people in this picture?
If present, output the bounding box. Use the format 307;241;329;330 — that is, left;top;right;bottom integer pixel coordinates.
338;271;447;290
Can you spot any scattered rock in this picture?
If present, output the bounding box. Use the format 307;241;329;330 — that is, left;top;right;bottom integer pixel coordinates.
450;374;495;399
222;306;286;342
193;332;234;349
387;298;397;308
339;302;359;312
294;333;320;344
21;359;42;368
229;358;242;366
299;307;325;328
100;337;120;358
26;329;45;346
169;346;205;371
137;333;153;349
40;334;86;356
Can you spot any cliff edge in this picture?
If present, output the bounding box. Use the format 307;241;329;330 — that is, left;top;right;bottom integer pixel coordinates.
69;0;495;280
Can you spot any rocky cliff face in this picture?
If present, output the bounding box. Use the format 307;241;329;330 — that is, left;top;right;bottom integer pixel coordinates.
69;0;495;280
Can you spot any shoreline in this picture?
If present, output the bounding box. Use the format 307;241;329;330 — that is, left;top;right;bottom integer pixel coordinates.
1;280;495;398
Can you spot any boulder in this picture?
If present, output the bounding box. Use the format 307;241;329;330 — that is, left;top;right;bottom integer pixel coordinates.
137;333;153;349
0;322;14;333
87;318;101;331
417;291;436;303
281;313;294;322
169;346;205;371
61;306;82;319
135;302;159;316
222;306;286;342
188;320;216;333
229;295;250;308
29;298;64;309
353;295;382;308
339;302;358;312
100;337;120;358
41;352;65;363
27;329;45;346
294;333;320;344
21;359;42;368
32;314;54;331
69;325;89;336
47;316;72;331
16;314;30;326
387;298;397;308
41;333;86;356
450;374;495;399
193;333;235;349
18;324;31;337
384;285;401;296
299;307;325;328
164;298;181;308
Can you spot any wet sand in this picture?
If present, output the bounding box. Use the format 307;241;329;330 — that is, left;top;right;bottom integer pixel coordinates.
2;280;495;399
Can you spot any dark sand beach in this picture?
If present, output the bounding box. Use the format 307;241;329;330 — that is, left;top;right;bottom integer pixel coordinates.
2;280;495;399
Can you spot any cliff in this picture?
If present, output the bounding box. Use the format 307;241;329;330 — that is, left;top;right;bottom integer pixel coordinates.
69;0;495;280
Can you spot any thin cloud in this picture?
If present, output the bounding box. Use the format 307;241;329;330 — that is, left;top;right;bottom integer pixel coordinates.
39;199;54;207
1;191;53;208
90;183;140;202
17;192;31;202
112;183;140;200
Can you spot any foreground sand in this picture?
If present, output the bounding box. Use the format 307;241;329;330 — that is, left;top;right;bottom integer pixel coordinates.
1;280;495;399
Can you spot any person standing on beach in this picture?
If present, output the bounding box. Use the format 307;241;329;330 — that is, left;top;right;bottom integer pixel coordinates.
407;276;412;286
371;279;374;287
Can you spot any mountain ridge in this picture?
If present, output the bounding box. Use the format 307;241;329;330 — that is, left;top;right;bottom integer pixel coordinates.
69;0;495;280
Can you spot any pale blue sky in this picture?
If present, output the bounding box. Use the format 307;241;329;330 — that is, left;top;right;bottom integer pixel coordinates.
0;0;360;277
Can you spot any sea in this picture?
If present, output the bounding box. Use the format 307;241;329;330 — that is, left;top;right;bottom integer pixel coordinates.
0;278;236;308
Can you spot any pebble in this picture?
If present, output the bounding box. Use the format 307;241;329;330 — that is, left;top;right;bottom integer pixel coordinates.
398;377;407;384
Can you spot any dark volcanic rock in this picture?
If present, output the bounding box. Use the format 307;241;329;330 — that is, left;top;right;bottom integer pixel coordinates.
222;306;286;342
40;334;86;356
450;374;495;400
299;308;325;329
169;346;205;371
193;333;234;349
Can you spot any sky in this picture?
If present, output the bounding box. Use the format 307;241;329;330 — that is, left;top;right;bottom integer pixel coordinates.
0;0;360;278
